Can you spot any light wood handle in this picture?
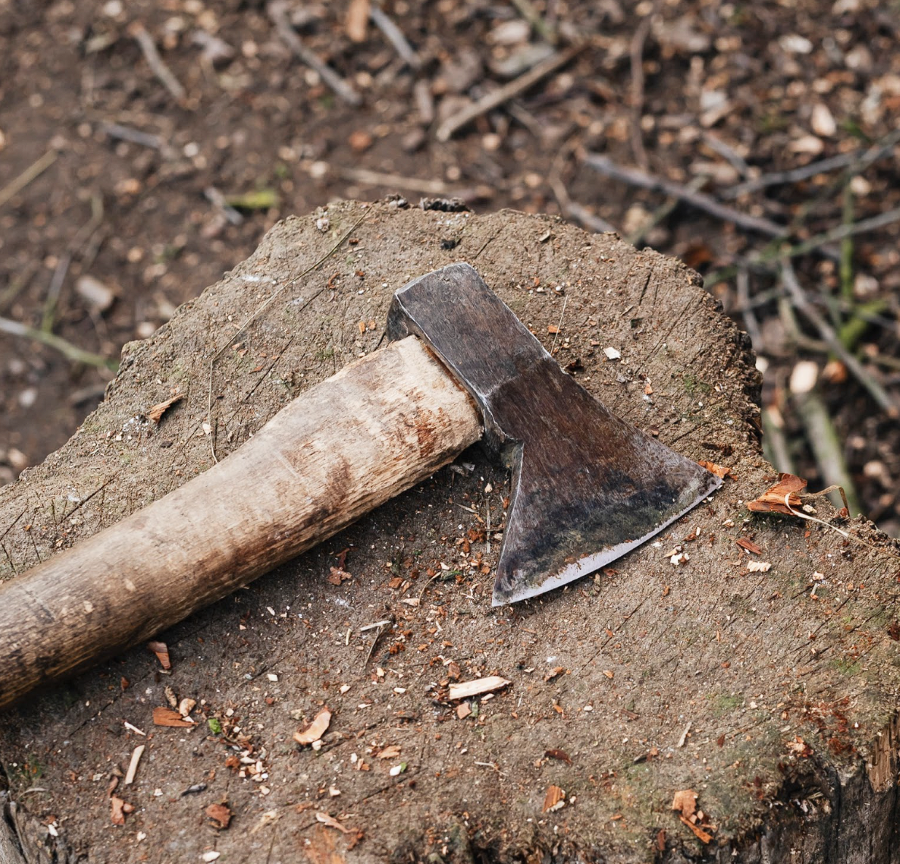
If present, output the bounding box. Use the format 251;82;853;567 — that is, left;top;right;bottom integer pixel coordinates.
0;337;482;709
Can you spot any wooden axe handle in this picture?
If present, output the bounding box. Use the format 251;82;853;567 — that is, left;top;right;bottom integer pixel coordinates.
0;337;481;709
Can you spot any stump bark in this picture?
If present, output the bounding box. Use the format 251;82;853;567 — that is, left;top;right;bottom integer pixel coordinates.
1;201;899;864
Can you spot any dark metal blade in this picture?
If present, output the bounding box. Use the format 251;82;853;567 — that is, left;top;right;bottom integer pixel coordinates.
387;263;722;605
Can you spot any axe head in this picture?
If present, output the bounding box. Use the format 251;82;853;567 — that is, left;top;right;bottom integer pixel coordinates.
387;263;722;606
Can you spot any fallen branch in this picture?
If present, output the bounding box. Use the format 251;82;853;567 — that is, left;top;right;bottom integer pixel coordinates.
0;148;58;210
0;316;117;370
369;2;421;70
436;42;585;142
781;260;899;418
584;153;786;237
130;23;186;103
268;1;362;107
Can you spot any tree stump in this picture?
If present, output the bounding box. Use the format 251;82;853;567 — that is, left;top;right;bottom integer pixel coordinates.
1;201;898;864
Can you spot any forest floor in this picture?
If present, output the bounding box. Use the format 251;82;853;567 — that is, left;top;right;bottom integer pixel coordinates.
1;0;899;535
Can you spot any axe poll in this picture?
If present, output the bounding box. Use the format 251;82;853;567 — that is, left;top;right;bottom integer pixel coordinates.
0;264;720;709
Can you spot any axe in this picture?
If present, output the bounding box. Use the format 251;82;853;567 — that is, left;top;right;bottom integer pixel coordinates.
0;264;720;709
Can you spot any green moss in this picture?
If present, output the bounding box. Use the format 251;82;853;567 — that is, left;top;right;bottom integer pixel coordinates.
709;693;744;715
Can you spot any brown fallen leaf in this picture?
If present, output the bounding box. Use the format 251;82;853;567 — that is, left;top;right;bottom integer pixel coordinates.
543;666;567;682
747;473;807;515
316;811;353;834
153;706;194;727
206;802;232;830
736;537;762;555
448;675;510;701
294;707;331;745
544;748;572;765
326;567;352;585
698;460;733;479
377;745;401;759
145;393;182;424
671;789;698;820
542;785;566;813
147;640;171;670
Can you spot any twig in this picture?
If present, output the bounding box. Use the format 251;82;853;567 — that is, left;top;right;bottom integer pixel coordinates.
0;261;39;314
124;744;146;785
584;153;787;237
701;131;750;178
369;2;421;70
780;205;900;262
0;315;118;370
548;172;616;234
628;13;653;169
781;260;898;418
130;23;186;103
0;148;58;210
794;388;862;515
101;121;163;150
268;0;362;107
436;42;585;142
722;127;900;199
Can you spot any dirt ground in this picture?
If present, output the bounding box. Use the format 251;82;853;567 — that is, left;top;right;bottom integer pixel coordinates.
1;0;899;533
2;202;899;864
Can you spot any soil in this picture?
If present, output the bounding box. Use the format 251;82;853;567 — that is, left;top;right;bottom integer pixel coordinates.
1;203;899;864
1;0;899;532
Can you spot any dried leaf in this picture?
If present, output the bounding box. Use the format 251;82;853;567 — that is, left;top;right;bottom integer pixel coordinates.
543;666;566;682
671;789;698;820
698;460;732;479
206;803;233;830
747;474;808;515
110;796;127;826
377;745;401;759
145;394;182;424
542;785;566;813
294;707;331;745
448;676;510;700
326;567;352;585
316;811;353;834
153;707;194;727
147;640;171;670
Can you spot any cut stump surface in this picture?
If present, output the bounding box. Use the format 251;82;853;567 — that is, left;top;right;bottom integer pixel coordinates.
1;202;899;864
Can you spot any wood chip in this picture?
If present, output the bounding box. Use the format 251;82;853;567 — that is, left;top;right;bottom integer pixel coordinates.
294;707;331;745
544;748;572;765
124;744;145;785
145;394;182;424
679;814;713;844
448;675;510;700
456;702;472;719
147;640;171;670
747;473;807;515
698;459;733;479
736;537;762;555
326;567;352;585
315;811;353;834
206;802;233;830
345;0;370;42
747;561;772;572
542;785;566;813
153;706;194;727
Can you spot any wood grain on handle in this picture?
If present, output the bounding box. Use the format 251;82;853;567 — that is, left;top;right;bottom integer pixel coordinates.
0;336;482;709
